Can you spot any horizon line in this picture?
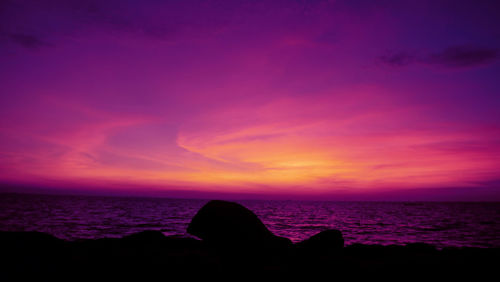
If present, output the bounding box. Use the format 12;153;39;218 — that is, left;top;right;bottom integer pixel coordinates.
2;181;499;202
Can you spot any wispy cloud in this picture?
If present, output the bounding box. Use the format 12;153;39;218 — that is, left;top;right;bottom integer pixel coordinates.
424;46;498;68
378;52;415;67
3;32;48;49
378;46;498;69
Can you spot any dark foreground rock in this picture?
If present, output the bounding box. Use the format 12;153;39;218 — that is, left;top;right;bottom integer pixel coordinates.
188;200;273;242
187;200;291;251
2;230;499;279
295;229;344;256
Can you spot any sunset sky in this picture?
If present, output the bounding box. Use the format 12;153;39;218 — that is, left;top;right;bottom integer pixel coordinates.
1;0;499;200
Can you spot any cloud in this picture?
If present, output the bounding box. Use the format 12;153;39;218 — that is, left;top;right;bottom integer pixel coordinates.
379;46;498;69
3;32;47;49
174;94;500;190
378;52;415;67
0;0;234;45
424;46;498;68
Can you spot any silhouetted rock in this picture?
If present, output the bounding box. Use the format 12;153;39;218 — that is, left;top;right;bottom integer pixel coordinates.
0;230;64;252
0;230;62;244
123;230;166;242
295;229;344;255
405;242;437;253
187;200;291;249
1;229;499;279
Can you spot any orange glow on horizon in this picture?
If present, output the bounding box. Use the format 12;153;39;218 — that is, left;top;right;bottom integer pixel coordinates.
2;95;497;196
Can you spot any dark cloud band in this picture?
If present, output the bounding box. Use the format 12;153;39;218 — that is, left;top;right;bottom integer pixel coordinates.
379;46;498;69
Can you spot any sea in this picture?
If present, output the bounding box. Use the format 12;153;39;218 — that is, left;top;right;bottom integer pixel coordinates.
1;193;499;249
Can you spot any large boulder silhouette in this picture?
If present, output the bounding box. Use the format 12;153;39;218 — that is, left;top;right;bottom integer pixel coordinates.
187;200;291;249
295;229;344;255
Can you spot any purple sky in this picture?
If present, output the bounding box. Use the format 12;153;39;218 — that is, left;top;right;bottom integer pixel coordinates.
1;0;500;200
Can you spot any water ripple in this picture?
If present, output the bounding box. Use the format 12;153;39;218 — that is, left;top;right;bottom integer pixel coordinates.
1;194;499;248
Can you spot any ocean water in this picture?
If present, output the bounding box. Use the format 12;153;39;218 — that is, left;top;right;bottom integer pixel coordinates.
1;193;499;249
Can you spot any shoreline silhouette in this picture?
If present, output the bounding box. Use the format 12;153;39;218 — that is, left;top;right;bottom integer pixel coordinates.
2;200;499;278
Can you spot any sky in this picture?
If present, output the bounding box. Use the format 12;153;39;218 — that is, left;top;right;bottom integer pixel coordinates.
1;0;500;200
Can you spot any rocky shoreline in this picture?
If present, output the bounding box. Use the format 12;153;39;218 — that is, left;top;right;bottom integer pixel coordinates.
3;200;499;278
